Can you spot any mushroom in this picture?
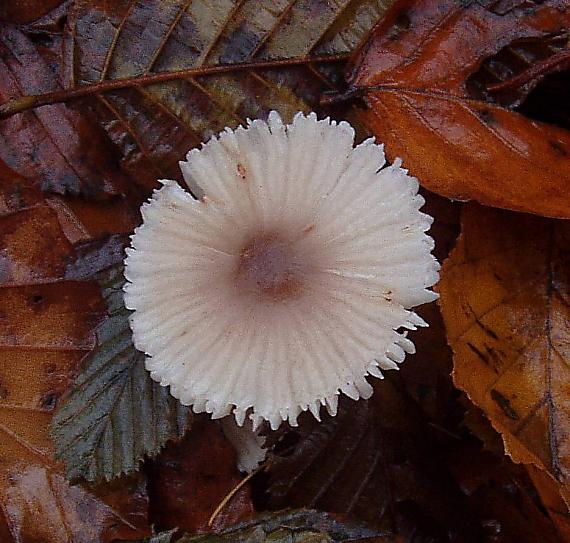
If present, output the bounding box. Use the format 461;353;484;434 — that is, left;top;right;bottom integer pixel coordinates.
124;111;439;430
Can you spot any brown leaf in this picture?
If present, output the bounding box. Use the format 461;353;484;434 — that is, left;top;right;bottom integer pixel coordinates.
0;280;149;542
0;1;67;24
60;0;395;190
438;203;570;506
146;416;255;534
0;25;147;199
264;376;478;542
351;0;570;219
0;161;149;541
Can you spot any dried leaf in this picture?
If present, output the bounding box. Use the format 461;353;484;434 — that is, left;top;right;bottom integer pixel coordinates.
0;25;146;199
129;510;387;543
438;204;570;506
146;417;254;534
264;376;476;542
51;264;192;483
0;161;149;541
63;0;395;188
352;0;570;219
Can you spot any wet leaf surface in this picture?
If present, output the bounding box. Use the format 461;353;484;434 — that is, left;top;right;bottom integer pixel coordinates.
64;0;395;189
0;25;144;200
1;0;570;540
352;0;570;219
438;204;570;507
0;163;149;541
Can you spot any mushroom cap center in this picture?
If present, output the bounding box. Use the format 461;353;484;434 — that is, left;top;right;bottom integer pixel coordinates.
236;234;303;302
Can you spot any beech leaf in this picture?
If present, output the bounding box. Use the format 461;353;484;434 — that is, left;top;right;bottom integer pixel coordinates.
438;204;570;506
351;0;570;219
0;160;149;541
50;264;192;483
0;25;142;199
55;0;396;189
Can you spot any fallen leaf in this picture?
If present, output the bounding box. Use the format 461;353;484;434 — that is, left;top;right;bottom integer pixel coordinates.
50;264;192;483
128;510;388;543
0;275;143;540
0;24;147;199
264;376;477;542
146;416;255;534
0;0;67;24
351;0;570;218
57;0;395;189
438;203;570;506
0;160;150;540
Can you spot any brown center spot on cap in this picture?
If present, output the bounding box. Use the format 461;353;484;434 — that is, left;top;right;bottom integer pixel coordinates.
236;234;303;302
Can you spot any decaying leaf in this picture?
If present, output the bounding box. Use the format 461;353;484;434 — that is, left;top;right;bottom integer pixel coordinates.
438;204;570;506
351;0;570;219
61;0;395;188
0;25;146;200
448;442;565;543
51;264;192;483
0;0;67;24
0;163;149;541
128;510;387;543
264;376;476;541
146;416;254;534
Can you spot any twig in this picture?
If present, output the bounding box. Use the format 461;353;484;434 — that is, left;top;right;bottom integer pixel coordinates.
207;466;263;528
0;53;351;120
486;49;570;93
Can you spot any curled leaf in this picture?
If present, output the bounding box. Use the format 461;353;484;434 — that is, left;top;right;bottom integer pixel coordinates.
352;0;570;218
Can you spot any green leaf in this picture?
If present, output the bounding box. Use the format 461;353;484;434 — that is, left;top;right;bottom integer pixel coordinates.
50;264;192;483
128;510;388;543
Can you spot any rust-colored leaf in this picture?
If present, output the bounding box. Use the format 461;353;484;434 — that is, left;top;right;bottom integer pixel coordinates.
0;161;149;541
438;203;570;506
147;416;255;534
351;0;570;219
0;281;149;541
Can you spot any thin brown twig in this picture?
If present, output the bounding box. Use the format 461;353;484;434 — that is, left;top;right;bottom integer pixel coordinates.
0;53;351;120
486;48;570;93
207;466;263;528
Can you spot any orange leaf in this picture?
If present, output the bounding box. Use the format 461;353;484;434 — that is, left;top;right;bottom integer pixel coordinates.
438;203;570;506
0;162;149;541
352;0;570;218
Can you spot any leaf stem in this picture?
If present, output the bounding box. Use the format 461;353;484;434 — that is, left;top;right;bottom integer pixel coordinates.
207;466;263;528
0;53;351;120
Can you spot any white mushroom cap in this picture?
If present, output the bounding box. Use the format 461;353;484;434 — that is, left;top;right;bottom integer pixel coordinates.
124;111;439;430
